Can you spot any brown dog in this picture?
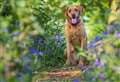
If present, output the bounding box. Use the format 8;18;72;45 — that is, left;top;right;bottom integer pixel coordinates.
64;4;87;66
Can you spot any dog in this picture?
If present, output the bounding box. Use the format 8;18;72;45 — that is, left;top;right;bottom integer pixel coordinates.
64;4;87;66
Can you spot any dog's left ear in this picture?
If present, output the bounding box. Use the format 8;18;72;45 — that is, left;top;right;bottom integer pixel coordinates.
63;6;69;17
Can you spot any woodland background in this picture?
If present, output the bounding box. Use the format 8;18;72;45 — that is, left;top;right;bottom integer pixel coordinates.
0;0;120;82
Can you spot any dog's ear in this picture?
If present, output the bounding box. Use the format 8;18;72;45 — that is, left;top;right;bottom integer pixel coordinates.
80;4;84;13
63;6;69;17
76;4;85;13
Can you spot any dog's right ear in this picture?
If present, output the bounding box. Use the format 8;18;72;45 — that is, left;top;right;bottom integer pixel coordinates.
63;6;69;17
78;4;85;14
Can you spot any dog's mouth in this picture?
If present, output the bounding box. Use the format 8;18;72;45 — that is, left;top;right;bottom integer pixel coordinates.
67;14;80;25
70;17;80;25
71;18;77;24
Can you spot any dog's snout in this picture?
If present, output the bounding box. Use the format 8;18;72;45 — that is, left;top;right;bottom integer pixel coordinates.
72;14;76;18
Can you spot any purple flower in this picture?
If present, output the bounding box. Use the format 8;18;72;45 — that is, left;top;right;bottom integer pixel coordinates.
102;31;108;35
94;36;102;42
87;35;103;49
107;24;114;33
29;47;43;55
55;34;64;42
94;58;101;66
94;58;104;67
23;64;32;76
29;47;39;54
3;28;9;32
87;39;97;49
87;43;95;49
12;31;20;36
16;73;24;82
73;78;79;82
99;73;105;81
92;77;96;81
115;32;120;38
39;51;44;56
35;37;44;44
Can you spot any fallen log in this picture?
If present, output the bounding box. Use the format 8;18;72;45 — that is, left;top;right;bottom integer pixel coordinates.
48;70;81;77
32;67;82;82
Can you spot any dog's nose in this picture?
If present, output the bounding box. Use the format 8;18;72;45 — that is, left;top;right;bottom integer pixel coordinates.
72;14;76;18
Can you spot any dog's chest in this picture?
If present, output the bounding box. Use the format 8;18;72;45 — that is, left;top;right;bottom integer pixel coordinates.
69;26;82;43
71;28;80;38
65;22;86;44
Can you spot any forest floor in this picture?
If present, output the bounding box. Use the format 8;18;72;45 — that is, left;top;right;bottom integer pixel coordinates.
32;39;119;82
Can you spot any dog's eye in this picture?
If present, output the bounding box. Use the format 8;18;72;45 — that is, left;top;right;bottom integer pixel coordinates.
69;9;71;13
75;9;78;11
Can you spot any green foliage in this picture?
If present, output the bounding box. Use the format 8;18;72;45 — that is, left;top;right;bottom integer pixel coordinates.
0;0;120;82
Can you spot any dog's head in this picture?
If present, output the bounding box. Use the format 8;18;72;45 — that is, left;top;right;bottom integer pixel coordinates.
64;4;84;25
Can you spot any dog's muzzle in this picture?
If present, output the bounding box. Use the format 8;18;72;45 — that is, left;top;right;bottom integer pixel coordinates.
71;18;77;24
71;13;80;25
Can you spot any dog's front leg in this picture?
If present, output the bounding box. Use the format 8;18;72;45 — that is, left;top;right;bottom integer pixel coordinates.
78;37;88;67
80;38;84;50
66;40;77;65
80;37;87;50
66;40;71;65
